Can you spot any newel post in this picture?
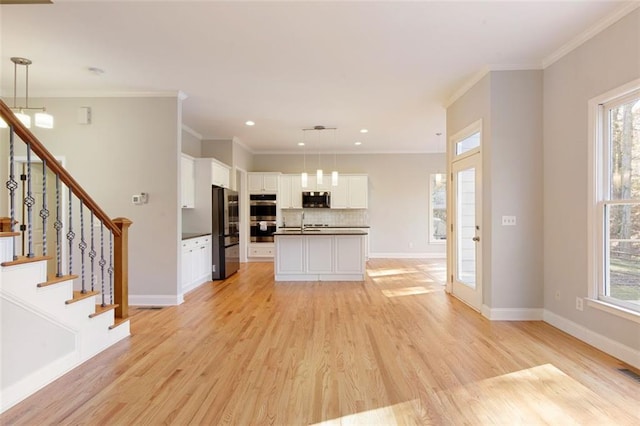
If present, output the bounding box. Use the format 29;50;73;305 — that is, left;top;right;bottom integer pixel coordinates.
0;217;14;232
113;217;133;319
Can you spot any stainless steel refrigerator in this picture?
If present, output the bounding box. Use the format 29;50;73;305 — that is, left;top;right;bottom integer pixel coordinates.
212;186;240;279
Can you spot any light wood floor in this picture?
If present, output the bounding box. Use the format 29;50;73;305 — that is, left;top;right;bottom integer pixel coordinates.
2;259;639;425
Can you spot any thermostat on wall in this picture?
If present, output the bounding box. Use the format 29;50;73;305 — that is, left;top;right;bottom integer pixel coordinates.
132;193;149;205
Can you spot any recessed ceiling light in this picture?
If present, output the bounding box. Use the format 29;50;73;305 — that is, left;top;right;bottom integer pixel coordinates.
88;66;105;75
360;128;368;133
354;141;362;146
298;142;305;146
245;120;255;126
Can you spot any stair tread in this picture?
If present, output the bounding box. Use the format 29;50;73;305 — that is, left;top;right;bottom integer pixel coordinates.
65;290;99;304
0;231;21;237
108;317;129;330
89;304;119;318
1;255;53;267
37;274;79;288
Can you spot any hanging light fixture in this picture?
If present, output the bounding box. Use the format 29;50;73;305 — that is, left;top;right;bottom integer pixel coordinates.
331;128;339;186
301;130;308;188
0;57;54;129
301;125;338;186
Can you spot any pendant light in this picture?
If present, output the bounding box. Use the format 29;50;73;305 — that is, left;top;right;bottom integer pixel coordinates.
316;127;323;185
301;130;308;188
0;57;54;129
331;128;339;186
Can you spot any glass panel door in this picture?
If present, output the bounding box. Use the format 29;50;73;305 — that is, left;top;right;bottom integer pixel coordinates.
451;153;482;310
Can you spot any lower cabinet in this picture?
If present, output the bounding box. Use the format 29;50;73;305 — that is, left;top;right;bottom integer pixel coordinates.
181;235;212;293
249;243;275;260
275;234;366;281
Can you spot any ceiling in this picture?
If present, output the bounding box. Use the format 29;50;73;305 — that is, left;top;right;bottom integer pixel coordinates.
0;0;633;153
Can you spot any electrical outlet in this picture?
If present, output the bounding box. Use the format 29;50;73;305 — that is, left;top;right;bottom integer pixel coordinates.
576;297;584;311
408;242;414;248
555;291;560;300
502;216;517;226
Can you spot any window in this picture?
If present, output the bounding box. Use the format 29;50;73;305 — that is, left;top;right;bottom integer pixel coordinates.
429;173;447;243
590;83;640;317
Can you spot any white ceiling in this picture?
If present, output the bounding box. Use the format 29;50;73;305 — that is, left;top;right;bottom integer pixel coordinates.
0;0;633;153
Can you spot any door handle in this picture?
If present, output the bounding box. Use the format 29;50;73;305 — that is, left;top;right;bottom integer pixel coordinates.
472;236;480;242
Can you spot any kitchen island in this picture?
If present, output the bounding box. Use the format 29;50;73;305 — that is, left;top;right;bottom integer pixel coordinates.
273;229;367;281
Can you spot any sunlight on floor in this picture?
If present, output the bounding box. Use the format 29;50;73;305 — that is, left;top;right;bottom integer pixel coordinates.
367;268;416;278
312;364;627;425
312;400;420;425
381;286;442;298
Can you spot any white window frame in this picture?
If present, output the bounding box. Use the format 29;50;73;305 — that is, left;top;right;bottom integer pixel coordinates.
587;79;640;323
429;173;447;244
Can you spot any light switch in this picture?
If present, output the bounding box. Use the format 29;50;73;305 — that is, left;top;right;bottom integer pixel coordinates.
502;216;516;226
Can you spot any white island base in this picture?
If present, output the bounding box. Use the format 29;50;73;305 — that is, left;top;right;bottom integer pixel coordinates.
274;232;366;281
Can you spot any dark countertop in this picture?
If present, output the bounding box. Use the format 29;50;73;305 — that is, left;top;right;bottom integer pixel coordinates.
274;229;368;236
279;225;370;229
182;232;212;240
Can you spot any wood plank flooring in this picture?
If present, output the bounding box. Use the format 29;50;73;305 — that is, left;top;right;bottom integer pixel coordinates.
2;259;638;425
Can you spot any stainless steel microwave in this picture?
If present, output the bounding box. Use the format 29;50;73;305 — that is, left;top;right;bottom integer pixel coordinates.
302;191;330;208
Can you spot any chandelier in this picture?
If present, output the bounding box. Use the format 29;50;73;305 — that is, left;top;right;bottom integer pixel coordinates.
0;57;54;129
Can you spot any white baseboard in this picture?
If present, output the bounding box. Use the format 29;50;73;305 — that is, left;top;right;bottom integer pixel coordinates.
369;252;446;259
481;305;544;320
543;309;640;370
129;294;183;307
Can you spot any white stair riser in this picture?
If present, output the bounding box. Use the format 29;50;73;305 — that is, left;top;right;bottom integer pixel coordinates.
1;258;130;413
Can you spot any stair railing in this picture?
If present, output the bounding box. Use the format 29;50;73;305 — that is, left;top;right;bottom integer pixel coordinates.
0;99;131;321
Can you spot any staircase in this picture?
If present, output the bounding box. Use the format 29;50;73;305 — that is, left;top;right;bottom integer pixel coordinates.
0;99;132;413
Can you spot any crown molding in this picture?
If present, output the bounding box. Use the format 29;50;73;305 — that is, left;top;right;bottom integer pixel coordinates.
542;1;640;69
21;90;184;98
181;125;202;140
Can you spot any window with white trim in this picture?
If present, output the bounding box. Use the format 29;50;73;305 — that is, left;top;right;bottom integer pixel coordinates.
429;173;447;243
594;87;640;314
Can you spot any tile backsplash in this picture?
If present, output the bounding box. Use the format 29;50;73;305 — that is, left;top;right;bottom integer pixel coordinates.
281;209;369;227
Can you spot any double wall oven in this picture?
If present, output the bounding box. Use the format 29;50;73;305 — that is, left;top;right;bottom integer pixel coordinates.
250;194;277;242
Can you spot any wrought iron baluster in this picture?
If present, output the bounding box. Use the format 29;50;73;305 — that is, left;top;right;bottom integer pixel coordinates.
99;222;106;307
89;212;96;291
39;159;49;256
66;189;75;275
24;143;35;257
79;200;87;293
54;174;63;277
5;127;18;260
108;232;114;305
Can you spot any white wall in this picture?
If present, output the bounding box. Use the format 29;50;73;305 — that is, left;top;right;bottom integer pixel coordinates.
181;127;202;157
447;70;544;314
1;96;182;304
253;153;446;257
543;9;640;350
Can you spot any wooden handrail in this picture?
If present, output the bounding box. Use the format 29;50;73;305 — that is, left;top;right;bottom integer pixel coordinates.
0;99;120;237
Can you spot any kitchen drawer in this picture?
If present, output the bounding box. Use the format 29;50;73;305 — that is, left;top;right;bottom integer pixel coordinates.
249;246;274;257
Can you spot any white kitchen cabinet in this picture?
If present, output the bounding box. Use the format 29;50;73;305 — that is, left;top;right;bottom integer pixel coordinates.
249;243;275;259
279;174;303;209
330;175;368;209
181;234;212;293
305;175;332;192
181;154;195;209
274;238;305;273
274;233;365;281
248;173;280;193
211;159;231;189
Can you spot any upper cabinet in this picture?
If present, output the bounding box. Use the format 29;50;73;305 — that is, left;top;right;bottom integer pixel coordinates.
280;174;303;209
304;175;332;192
330;175;368;209
211;159;231;189
248;172;280;193
181;154;195;209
